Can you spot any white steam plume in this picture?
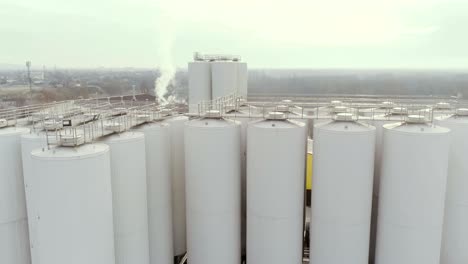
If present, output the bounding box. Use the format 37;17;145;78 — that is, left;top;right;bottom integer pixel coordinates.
154;11;176;105
155;67;175;104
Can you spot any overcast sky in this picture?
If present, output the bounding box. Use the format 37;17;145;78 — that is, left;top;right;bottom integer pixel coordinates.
1;0;467;69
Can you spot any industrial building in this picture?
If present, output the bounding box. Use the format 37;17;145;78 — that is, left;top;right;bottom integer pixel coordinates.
1;53;468;264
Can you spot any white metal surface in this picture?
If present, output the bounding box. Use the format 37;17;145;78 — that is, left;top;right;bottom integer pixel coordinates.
0;127;31;264
185;118;241;264
247;119;307;264
20;132;47;263
166;115;189;256
237;62;248;98
375;122;450;264
134;122;174;264
101;132;150;264
212;61;238;99
310;120;376;264
188;62;212;113
30;144;115;264
436;114;468;264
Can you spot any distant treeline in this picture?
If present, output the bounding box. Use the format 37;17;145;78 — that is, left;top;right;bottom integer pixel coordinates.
247;69;468;98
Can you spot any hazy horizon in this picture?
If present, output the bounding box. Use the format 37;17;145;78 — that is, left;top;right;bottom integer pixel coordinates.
2;64;468;72
2;0;468;69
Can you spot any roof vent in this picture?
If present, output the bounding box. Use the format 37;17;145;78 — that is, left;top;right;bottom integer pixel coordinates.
205;110;222;118
435;102;451;109
333;113;357;121
331;100;343;107
391;107;407;115
406;115;428;124
332;106;348;113
276;105;289;112
61;135;85;147
456;108;468;116
266;111;287;120
381;101;395;109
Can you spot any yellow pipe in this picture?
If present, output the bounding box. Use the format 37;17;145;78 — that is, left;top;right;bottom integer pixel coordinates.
306;153;313;190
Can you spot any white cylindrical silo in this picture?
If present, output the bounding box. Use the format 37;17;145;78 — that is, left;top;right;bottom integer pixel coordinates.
212;61;238;99
188;61;211;113
101;132;150;264
0;127;31;264
375;118;450;264
20;132;46;263
436;110;468;264
134;122;174;264
310;114;376;264
30;144;115;264
185;116;241;264
237;62;248;98
247;113;307;264
166;115;189;256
